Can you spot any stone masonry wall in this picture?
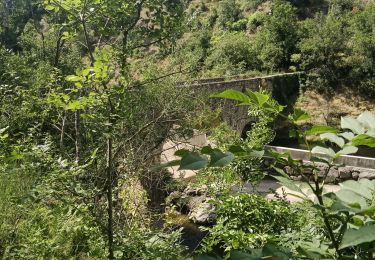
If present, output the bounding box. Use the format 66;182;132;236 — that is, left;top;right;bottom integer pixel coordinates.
184;72;303;133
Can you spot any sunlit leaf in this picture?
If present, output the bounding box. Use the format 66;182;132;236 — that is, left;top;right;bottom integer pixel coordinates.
339;132;355;141
320;133;345;147
210;89;250;104
340;180;373;200
340;225;375;249
66;75;82;82
290;108;310;123
341;117;365;134
357;111;375;130
305;125;338;136
311;146;335;158
336;145;358;156
351;134;375;147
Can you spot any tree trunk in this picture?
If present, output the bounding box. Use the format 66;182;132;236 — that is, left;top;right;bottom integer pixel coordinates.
75;110;82;164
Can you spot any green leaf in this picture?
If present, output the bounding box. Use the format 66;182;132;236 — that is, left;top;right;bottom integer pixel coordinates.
290;108;310;123
336;145;358;156
351;134;375;147
228;145;246;155
174;149;190;157
311;146;335;158
209;151;234;167
210;89;250;104
305;125;338;136
45;4;55;11
339;132;355;141
340;180;373;200
320;133;345;147
179;152;208;170
201;146;214;155
357;111;375;130
340;225;375;249
254;92;269;106
273;176;306;197
335;189;367;209
341;117;365;134
358;178;375;191
65;100;82;110
66;75;82;82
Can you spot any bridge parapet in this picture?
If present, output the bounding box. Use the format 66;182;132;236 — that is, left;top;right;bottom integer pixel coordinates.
184;72;304;133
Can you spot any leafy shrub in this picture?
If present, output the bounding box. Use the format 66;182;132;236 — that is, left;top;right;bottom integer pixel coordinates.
254;0;298;71
118;227;186;260
201;193;292;258
204;32;259;76
216;0;243;30
297;12;350;91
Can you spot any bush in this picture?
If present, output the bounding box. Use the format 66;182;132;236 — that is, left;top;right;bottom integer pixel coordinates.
204;32;259;76
201;193;292;257
253;0;298;71
216;0;243;30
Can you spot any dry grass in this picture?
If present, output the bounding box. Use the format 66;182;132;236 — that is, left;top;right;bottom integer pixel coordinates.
296;88;375;126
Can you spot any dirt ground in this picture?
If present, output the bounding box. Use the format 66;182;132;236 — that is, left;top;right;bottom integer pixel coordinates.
296;89;375;126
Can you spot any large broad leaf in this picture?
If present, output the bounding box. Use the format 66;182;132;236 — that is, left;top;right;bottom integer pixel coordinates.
65;75;82;82
179;152;208;170
336;145;358;156
339;132;355;141
335;189;367;209
174;149;190;157
358;178;375;191
254;92;269;106
210;89;250;104
341;117;365;134
209;150;235;167
340;225;375;249
351;134;375;148
228;145;246;155
273;176;307;198
357;111;375;130
340;180;373;200
320;133;345;147
305;125;338;136
311;146;336;158
290;108;310;123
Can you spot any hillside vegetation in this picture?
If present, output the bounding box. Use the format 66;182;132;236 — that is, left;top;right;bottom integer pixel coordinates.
1;0;375;259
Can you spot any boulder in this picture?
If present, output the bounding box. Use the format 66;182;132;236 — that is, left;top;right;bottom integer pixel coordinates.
358;170;375;180
338;167;353;180
188;202;216;225
166;187;217;225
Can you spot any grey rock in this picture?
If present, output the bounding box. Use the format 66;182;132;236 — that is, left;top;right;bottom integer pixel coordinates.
184;187;205;196
325;167;339;183
338;167;353;180
189;202;216;225
352;171;360;180
358;171;375;180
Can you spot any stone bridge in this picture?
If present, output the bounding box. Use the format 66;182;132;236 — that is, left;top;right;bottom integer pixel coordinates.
182;72;303;136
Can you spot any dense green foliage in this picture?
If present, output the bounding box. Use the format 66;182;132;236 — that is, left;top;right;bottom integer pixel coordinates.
201;193;292;257
170;89;375;259
175;0;375;94
1;0;375;259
